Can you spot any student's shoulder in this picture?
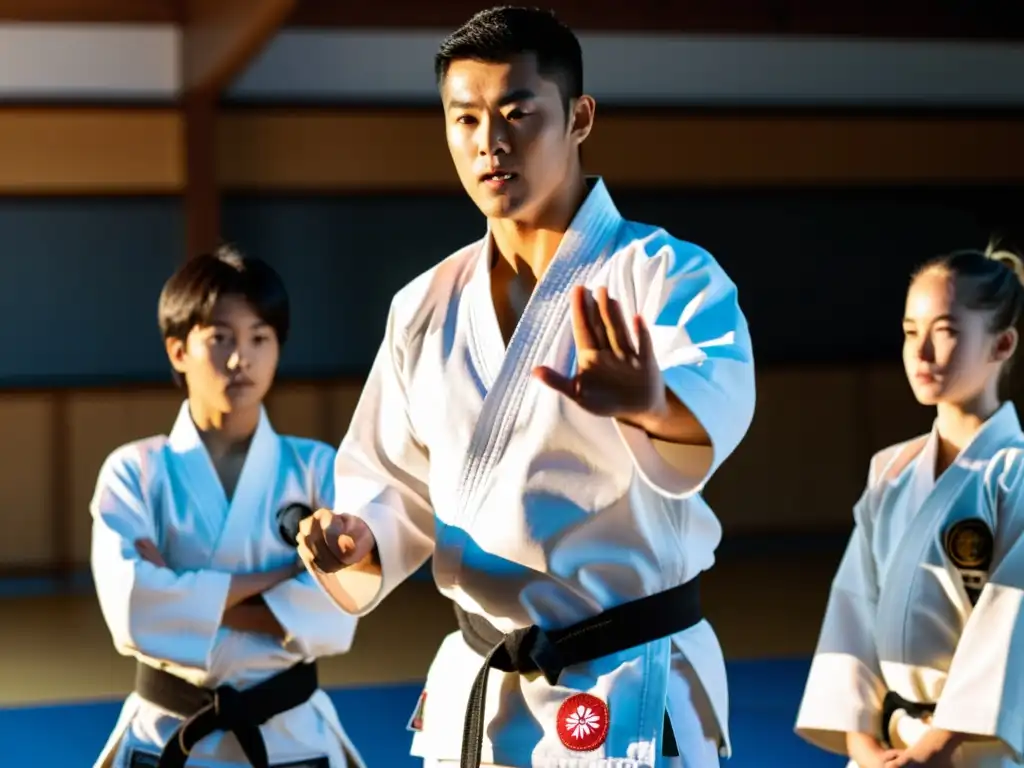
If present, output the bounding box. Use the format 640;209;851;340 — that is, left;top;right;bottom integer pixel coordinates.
96;434;170;486
985;435;1024;494
279;434;336;472
866;434;930;488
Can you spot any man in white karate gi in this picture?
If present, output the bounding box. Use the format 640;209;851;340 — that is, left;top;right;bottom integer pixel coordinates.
298;7;756;768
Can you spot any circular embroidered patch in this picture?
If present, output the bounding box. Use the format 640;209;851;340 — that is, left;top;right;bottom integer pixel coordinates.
943;518;993;570
556;693;609;752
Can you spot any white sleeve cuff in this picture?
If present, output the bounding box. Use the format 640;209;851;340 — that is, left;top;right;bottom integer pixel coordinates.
615;419;712;498
794;652;886;756
306;500;432;617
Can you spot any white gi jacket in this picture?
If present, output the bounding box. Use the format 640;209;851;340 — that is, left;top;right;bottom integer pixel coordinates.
91;402;365;768
796;402;1024;767
311;178;756;766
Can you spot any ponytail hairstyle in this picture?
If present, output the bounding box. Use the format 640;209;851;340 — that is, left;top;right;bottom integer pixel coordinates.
912;236;1024;379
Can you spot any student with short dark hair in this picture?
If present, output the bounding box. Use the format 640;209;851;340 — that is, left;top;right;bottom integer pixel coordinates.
298;7;755;768
90;247;366;768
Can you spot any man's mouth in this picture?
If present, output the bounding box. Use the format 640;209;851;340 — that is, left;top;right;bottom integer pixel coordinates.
480;171;517;183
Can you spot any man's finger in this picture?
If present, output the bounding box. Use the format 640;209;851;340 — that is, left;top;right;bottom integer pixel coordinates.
298;514;317;539
312;508;335;528
349;526;378;563
303;514;346;572
596;287;634;358
296;512;323;548
531;366;578;400
324;516;364;564
569;286;600;351
581;289;608;349
633;314;655;364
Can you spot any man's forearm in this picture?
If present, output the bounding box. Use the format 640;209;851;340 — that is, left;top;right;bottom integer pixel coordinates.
620;388;711;446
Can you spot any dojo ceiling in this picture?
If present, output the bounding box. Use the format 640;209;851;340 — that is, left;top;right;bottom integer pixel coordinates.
1;0;1024;106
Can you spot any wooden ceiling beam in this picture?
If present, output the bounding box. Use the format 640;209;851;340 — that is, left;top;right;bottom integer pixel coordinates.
178;0;295;260
0;0;178;23
288;0;1024;41
0;0;1020;42
180;0;296;103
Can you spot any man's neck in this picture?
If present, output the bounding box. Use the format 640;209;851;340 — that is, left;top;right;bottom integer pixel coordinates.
489;174;589;281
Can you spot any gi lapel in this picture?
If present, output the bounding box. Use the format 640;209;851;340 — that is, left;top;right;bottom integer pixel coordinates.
211;408;281;570
166;402;280;570
877;403;1022;652
166;401;229;567
454;178;624;530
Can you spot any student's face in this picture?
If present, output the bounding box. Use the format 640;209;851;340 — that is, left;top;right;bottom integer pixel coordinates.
902;269;1015;406
166;294;280;414
442;53;594;221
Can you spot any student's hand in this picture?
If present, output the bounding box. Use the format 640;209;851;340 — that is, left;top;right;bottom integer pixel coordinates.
297;509;376;574
134;538;168;568
882;729;960;768
533;286;666;421
221;598;287;639
847;732;902;768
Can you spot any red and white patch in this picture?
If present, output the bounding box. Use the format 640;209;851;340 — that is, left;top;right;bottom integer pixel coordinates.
405;690;427;733
556;693;609;752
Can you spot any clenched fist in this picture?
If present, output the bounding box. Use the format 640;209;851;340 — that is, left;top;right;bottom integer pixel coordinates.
297;508;377;574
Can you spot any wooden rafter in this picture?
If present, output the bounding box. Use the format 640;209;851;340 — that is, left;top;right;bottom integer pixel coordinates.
178;0;295;259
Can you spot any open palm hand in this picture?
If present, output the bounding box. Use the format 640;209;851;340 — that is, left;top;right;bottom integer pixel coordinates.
533;285;666;421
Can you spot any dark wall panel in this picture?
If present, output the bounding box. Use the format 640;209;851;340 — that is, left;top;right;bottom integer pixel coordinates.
614;186;1022;364
225;186;1021;372
0;187;1019;387
0;198;183;386
221;194;482;377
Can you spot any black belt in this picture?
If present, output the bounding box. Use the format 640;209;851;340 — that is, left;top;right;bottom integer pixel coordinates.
881;690;936;749
128;749;329;768
134;661;319;768
456;577;703;768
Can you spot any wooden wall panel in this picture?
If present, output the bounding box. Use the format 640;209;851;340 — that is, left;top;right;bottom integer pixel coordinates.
0;108;1022;195
0;108;182;195
0;395;53;566
66;389;183;565
217;111;1024;192
703;366;866;533
0;364;947;572
265;382;333;444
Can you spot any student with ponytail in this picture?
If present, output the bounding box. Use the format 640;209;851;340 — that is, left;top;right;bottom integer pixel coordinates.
795;241;1024;768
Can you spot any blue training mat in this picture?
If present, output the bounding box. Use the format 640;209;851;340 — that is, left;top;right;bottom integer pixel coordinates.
0;658;846;767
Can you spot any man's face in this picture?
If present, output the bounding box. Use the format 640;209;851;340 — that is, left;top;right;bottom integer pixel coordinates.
441;53;592;221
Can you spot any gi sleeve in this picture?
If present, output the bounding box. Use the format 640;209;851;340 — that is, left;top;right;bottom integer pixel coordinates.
307;298;435;617
615;238;756;498
931;448;1024;760
794;460;887;755
262;442;359;657
89;448;232;670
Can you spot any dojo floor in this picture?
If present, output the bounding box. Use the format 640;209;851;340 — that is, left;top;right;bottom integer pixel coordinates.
0;537;850;767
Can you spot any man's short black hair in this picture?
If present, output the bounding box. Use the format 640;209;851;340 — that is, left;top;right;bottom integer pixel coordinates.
158;246;290;346
434;6;583;113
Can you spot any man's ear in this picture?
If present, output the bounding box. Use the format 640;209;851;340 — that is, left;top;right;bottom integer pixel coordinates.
570;94;596;146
